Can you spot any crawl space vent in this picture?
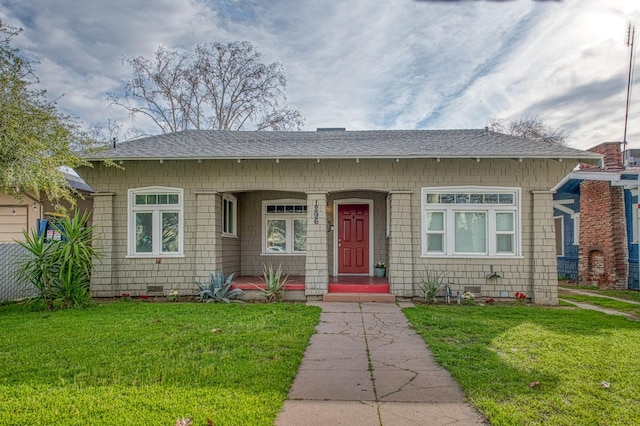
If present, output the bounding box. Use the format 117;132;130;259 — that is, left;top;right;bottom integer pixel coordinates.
463;286;482;295
147;285;164;294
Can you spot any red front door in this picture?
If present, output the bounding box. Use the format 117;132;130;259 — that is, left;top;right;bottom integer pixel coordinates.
338;204;370;274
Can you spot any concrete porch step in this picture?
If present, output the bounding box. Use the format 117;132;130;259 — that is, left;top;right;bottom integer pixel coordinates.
322;292;396;303
328;283;390;293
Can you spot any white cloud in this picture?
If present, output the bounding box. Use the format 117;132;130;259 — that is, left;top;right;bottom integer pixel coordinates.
1;0;639;149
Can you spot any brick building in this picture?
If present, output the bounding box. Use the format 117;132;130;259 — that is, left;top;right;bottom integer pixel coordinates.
553;142;639;290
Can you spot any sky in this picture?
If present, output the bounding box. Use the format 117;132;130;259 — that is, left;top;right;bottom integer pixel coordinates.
1;0;639;150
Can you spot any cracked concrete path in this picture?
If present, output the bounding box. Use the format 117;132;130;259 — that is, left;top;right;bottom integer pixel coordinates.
275;302;487;425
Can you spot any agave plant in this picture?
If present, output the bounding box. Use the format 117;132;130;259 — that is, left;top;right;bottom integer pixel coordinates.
196;272;243;303
258;263;289;302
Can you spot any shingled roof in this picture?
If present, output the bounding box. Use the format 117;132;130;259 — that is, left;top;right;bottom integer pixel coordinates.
85;129;601;162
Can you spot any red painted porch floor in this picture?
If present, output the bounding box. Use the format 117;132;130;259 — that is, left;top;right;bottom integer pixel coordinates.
231;275;389;293
232;275;394;302
231;276;306;291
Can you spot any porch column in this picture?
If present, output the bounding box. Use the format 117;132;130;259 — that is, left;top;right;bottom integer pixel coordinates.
305;191;329;295
531;190;558;305
388;191;414;297
91;192;116;297
194;191;222;286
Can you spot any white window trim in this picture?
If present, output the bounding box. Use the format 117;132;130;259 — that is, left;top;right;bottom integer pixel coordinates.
386;195;391;238
262;198;307;255
632;189;638;244
425;210;446;254
127;186;184;257
572;213;580;246
633;205;639;244
554;215;565;257
222;193;237;238
421;186;522;258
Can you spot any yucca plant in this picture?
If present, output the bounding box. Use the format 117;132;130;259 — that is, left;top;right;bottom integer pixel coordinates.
15;210;99;310
15;230;58;310
55;211;100;308
258;263;289;302
418;270;446;304
196;272;243;303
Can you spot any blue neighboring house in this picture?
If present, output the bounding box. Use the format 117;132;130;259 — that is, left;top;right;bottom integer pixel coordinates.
553;178;581;281
553;142;639;290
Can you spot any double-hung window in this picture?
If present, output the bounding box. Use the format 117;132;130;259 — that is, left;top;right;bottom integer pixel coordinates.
129;187;183;256
422;187;520;257
263;199;307;254
222;193;237;237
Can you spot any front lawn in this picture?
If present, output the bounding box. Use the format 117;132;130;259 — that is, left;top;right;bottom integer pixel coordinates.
0;302;320;425
404;305;640;425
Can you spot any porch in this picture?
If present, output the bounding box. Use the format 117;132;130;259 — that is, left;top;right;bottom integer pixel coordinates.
216;189;412;301
231;275;389;292
231;275;394;302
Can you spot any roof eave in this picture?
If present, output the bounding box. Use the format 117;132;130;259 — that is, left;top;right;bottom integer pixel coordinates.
87;154;602;162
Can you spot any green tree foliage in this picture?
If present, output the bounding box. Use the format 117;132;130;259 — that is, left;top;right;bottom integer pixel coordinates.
0;20;93;204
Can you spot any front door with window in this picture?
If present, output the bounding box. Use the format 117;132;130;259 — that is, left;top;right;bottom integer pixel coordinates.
338;204;370;274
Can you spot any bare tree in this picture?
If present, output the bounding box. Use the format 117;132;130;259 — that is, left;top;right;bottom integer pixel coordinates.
87;119;144;145
488;116;570;146
108;41;304;133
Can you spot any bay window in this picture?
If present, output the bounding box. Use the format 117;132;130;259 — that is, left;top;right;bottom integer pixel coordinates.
422;187;520;257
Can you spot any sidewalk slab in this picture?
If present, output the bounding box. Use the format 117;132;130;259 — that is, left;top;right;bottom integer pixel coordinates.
276;302;487;425
277;401;379;426
379;402;487;425
288;369;375;400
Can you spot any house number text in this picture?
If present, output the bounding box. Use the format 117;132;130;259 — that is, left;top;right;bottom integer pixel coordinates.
313;200;319;225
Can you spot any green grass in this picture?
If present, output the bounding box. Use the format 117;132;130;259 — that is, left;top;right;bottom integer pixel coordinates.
0;301;320;425
404;305;640;425
557;299;576;307
559;293;640;317
560;284;640;302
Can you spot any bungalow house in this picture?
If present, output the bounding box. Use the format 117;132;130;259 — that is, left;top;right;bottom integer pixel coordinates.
79;129;599;304
553;142;639;290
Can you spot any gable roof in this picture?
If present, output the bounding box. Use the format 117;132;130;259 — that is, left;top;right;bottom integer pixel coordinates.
85;129;601;162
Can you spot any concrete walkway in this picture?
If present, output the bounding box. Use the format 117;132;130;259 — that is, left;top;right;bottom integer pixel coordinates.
558;287;640;305
276;302;486;425
558;287;640;320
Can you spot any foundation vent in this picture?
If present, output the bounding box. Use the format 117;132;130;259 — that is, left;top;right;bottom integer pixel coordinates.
463;286;482;295
147;285;164;294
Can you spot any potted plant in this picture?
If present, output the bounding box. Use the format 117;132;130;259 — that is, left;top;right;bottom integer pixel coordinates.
374;261;386;277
